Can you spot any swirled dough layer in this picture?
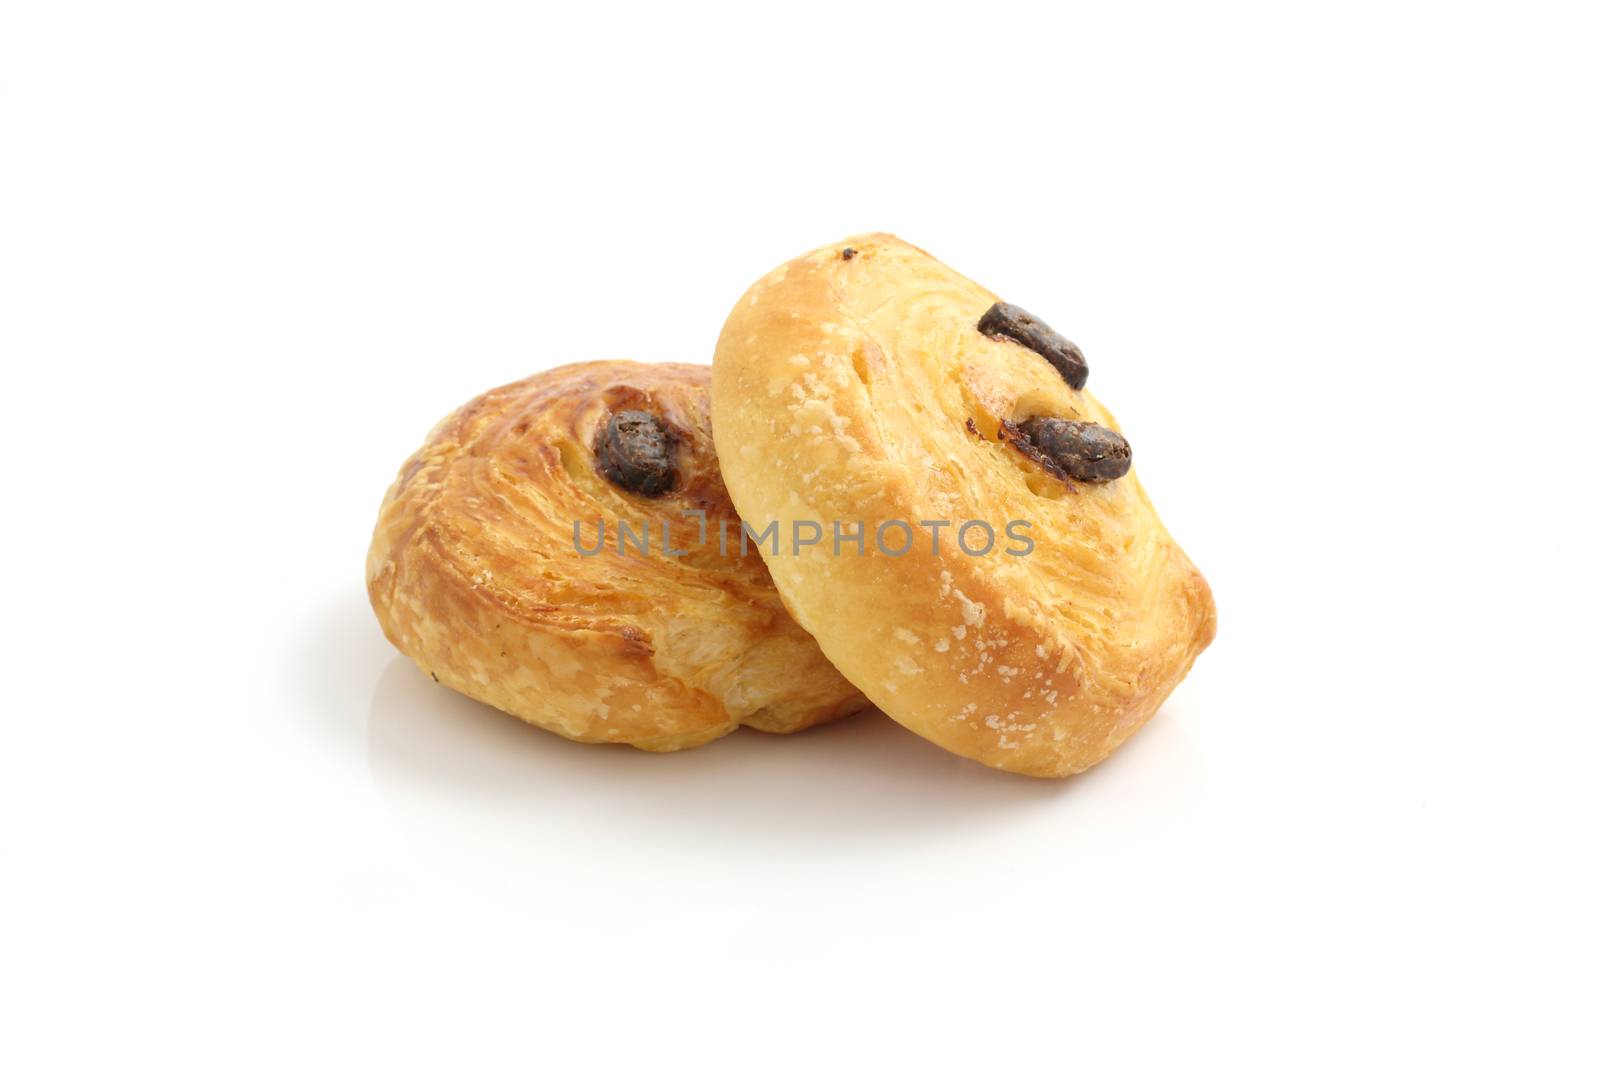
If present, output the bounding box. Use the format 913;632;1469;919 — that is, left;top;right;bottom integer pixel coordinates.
712;236;1215;776
368;361;868;752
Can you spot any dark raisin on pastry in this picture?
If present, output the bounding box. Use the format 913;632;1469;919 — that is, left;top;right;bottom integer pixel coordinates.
1005;416;1131;482
978;302;1088;390
596;410;677;496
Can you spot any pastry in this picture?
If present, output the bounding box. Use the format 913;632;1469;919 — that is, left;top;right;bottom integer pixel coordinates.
368;361;868;751
711;235;1215;776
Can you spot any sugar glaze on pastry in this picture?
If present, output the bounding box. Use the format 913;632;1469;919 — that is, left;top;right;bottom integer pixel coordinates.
368;361;868;752
711;235;1215;776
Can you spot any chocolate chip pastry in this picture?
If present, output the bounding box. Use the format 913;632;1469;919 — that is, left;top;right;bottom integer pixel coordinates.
711;235;1215;776
367;361;868;751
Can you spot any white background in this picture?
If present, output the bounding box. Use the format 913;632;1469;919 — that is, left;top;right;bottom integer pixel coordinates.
4;2;1597;1063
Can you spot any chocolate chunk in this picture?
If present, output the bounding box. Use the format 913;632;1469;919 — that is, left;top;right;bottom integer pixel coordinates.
977;302;1088;390
842;247;857;260
595;410;676;496
1009;417;1131;482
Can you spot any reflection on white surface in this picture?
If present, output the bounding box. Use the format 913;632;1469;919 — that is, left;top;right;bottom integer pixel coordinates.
293;590;1207;930
360;616;1206;922
368;658;1061;828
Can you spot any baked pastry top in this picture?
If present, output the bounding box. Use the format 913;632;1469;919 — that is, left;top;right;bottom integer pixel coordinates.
367;361;868;751
711;235;1215;776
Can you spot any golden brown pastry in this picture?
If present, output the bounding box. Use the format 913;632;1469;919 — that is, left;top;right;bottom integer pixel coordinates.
367;361;868;752
711;235;1215;776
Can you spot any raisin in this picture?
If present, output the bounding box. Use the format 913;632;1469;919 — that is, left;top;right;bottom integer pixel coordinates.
1007;417;1131;483
595;410;676;496
977;302;1088;390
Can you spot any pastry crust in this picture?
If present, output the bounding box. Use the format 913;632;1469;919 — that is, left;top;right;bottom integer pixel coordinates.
367;361;868;751
711;236;1216;776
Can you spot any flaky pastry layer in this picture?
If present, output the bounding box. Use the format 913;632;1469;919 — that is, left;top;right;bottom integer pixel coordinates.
712;236;1215;776
368;361;867;751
